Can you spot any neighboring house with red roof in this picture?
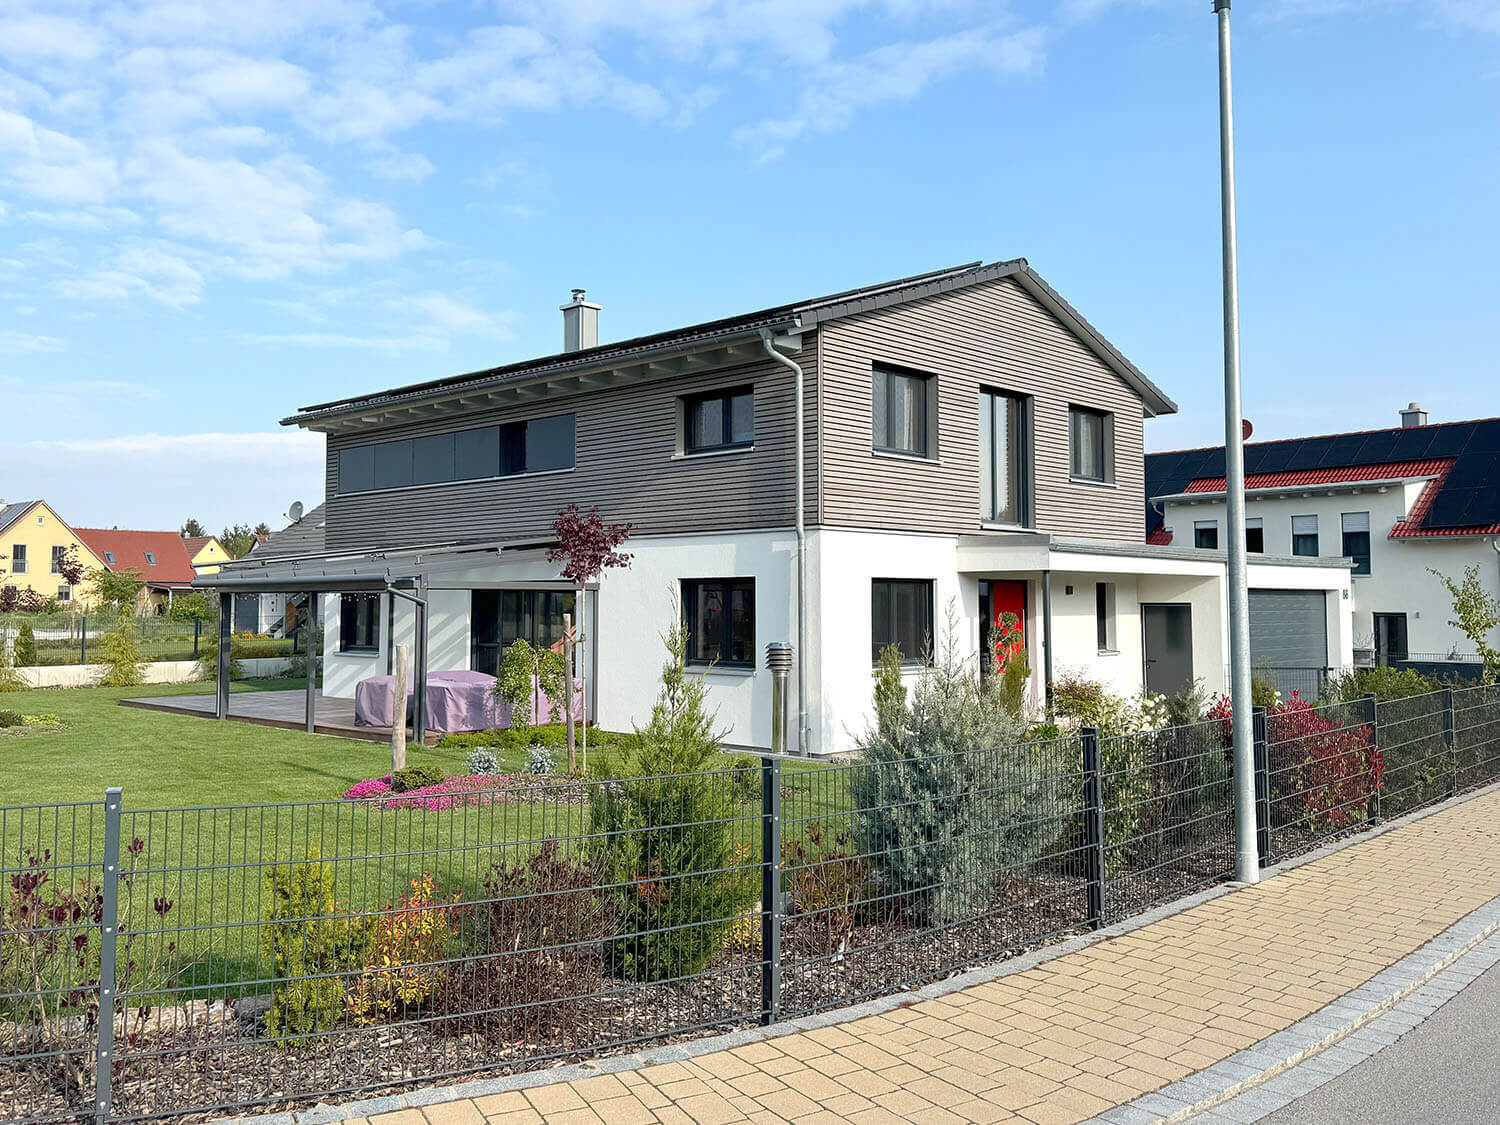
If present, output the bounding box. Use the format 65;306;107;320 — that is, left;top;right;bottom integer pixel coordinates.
74;528;199;613
1148;405;1500;674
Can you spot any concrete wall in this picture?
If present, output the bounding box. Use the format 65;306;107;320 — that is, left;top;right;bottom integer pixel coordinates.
16;656;294;688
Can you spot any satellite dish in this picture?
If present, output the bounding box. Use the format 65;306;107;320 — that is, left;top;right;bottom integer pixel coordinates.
287;500;304;523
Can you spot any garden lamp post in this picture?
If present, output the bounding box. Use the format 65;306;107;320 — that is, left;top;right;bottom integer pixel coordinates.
1215;0;1260;884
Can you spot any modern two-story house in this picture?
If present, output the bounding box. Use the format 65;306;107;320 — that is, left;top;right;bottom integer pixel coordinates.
1149;406;1500;676
203;261;1353;753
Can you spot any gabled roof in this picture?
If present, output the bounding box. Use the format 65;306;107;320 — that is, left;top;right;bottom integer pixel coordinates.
285;260;1176;430
73;528;198;588
0;500;42;538
250;503;326;560
1147;417;1500;539
182;535;225;555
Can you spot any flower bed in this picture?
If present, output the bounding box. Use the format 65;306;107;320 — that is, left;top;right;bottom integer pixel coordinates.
340;773;512;810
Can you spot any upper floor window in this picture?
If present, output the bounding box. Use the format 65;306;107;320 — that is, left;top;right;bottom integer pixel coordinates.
143;552;157;566
1292;515;1319;557
684;387;754;454
50;546;67;574
1341;512;1371;575
980;390;1029;525
872;367;933;458
872;578;933;664
1245;517;1264;553
1194;520;1219;550
10;544;25;574
682;578;755;668
338;415;576;494
103;551;116;565
1069;406;1113;483
339;593;380;653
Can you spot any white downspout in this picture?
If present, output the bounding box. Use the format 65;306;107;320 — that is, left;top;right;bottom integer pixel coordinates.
761;329;807;755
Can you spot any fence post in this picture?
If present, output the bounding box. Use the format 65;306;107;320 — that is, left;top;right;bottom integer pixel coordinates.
1081;727;1104;929
1364;692;1380;824
1252;706;1270;869
81;616;87;665
759;754;782;1025
95;787;123;1125
193;618;200;658
1443;686;1457;798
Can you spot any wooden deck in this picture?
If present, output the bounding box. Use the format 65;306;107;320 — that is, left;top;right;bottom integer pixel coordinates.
118;690;429;744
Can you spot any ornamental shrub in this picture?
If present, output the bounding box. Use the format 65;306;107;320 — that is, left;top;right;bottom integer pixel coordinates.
13;623;36;667
466;748;501;775
872;643;906;742
495;639;567;728
1267;693;1382;830
346;872;459;1023
95;618;144;687
0;709;22;727
852;607;1069;926
1323;665;1441;703
782;820;876;954
436;725;569;753
522;744;557;775
588;623;757;982
458;842;615;1037
261;854;364;1041
390;764;447;793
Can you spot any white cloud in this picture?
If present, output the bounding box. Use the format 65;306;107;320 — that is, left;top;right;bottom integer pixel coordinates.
364;147;435;183
56;243;206;306
0;330;65;354
0;108;118;204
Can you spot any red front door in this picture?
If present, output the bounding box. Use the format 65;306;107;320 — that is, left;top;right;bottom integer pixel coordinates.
986;580;1028;674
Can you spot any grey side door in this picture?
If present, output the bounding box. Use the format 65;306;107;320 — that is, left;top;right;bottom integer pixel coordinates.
1142;603;1194;698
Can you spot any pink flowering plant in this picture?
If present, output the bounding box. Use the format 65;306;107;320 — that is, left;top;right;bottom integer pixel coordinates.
341;773;512;810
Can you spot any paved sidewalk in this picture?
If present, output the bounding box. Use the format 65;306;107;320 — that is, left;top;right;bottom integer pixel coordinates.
356;791;1500;1125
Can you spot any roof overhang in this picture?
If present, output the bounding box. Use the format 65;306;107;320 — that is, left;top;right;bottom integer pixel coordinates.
1153;474;1436;506
956;531;1354;578
286;324;803;436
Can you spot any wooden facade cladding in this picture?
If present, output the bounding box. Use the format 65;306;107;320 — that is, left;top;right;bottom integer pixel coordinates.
321;340;819;552
816;278;1148;541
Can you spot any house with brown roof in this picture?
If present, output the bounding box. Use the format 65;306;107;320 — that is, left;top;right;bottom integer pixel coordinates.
184;535;233;575
1149;404;1500;680
74;528;198;613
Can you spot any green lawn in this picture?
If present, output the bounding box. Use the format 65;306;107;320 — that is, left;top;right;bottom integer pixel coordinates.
0;680;842;1002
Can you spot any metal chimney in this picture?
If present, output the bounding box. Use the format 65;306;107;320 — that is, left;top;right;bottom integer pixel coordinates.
765;642;793;755
1400;402;1429;429
560;289;601;353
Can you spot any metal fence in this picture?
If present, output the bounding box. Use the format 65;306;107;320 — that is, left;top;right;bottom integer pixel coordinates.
2;616;297;668
4;685;1500;1124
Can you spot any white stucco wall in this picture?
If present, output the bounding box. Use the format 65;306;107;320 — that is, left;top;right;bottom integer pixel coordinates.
1163;490;1498;658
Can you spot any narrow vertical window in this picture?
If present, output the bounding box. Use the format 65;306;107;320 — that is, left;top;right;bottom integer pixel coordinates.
1245;517;1264;553
1292;515;1319;557
1096;582;1117;652
980;390;1028;525
1069;406;1112;482
1341;512;1371;575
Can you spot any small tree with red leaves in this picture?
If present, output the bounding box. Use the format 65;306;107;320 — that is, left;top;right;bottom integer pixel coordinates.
547;504;633;770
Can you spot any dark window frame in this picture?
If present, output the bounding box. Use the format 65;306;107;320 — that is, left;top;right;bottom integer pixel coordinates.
339;593;380;654
10;544;25;574
470;588;576;676
872;366;935;459
1292;515;1319;558
1096;581;1117;652
683;386;755;454
1342;530;1372;576
681;578;756;669
1194;521;1219;550
1068;405;1114;483
871;578;935;666
337;415;576;495
980;389;1031;526
50;545;68;574
1246;520;1265;553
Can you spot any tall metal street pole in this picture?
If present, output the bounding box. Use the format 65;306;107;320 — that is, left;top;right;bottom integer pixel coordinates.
1215;0;1259;885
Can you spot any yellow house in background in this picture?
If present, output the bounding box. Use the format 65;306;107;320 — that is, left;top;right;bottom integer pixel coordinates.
183;535;232;575
0;499;106;607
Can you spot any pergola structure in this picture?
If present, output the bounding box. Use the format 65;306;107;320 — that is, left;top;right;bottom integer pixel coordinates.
191;536;583;744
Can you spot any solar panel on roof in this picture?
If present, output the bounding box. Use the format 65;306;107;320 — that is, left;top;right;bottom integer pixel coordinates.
1426;489;1478;528
1464;420;1500;453
1355;431;1400;463
1283;443;1328;472
1389;429;1435;461
1442;457;1488;488
1253;442;1301;473
1424;427;1471;457
1317;435;1367;467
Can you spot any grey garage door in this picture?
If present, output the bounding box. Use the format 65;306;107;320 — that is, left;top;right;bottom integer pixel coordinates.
1248;589;1329;699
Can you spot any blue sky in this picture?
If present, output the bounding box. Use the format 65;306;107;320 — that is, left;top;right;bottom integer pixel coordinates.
1;0;1496;531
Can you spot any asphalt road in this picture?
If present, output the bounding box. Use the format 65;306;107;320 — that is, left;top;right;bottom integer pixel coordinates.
1260;959;1500;1125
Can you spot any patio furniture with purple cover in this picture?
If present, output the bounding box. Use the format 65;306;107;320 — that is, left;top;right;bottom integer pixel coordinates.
353;670;583;734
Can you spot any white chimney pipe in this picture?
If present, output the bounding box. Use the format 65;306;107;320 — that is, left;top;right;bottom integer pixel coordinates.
560;289;601;353
1400;402;1429;429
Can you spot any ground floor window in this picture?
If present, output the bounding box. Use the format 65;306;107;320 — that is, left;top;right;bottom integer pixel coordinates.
1096;582;1117;652
681;578;755;668
56;586;71;603
872;578;933;664
339;593;380;653
471;588;576;676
